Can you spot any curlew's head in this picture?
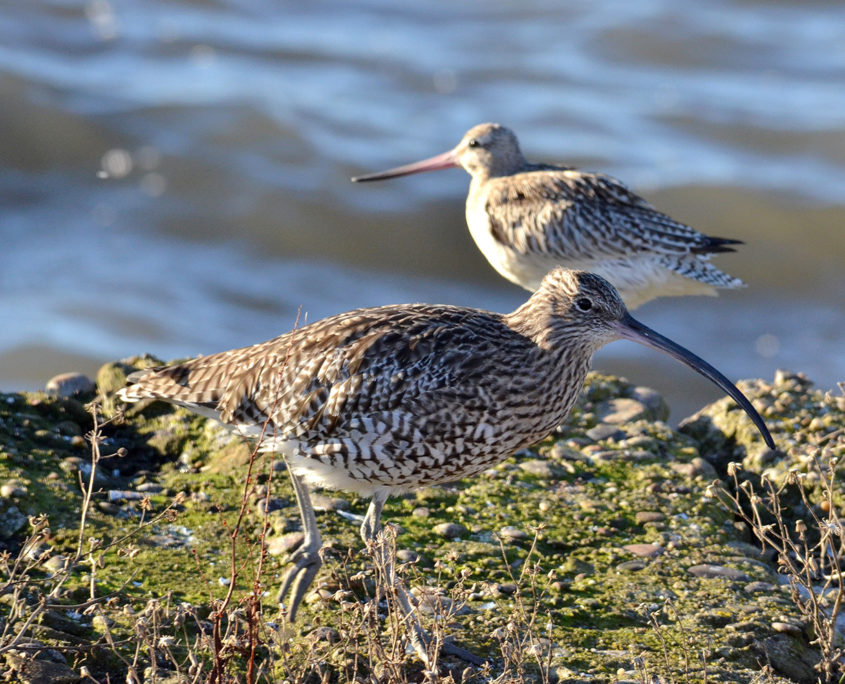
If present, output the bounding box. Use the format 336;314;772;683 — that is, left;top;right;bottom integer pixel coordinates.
351;122;527;183
516;268;776;450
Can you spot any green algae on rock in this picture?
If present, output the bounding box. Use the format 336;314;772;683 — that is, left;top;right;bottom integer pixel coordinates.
0;366;834;682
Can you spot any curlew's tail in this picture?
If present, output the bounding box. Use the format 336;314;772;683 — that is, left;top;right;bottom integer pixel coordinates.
117;364;221;413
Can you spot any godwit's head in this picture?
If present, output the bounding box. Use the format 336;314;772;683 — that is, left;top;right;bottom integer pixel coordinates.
351;122;527;183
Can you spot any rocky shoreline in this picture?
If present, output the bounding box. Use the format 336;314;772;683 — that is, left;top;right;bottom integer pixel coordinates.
0;361;842;683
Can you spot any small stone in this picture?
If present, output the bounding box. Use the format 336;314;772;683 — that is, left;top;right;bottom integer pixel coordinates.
305;588;334;605
670;457;716;479
772;621;802;636
499;526;528;541
596;398;649;424
623;543;662;558
43;555;69;573
46;372;95;397
688;564;750;581
4;653;80;684
136;483;163;493
396;549;419;563
635;511;665;524
267;532;304;556
616;560;646;572
744;581;776;594
0;483;27;499
256;497;288;516
433;522;466;539
586;424;626;442
24;542;52;562
494;582;517;595
412;506;430;518
310;493;350;512
308;626;340;644
97;501;122;515
0;506;27;539
630;386;670;421
92;613;114;632
518;459;564;479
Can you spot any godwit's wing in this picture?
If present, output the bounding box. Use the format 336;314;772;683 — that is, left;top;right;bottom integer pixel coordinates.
480;168;741;262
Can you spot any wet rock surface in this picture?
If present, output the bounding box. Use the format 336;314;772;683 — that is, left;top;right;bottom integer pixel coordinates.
0;366;839;682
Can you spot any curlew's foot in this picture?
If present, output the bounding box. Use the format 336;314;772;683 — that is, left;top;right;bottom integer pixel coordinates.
276;546;322;622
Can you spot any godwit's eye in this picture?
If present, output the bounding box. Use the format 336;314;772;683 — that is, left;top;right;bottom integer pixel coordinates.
467;138;480;148
575;297;593;312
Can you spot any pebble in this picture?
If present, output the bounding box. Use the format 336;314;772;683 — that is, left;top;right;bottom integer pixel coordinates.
305;588;334;605
433;522;466;539
0;505;28;538
43;555;69;573
136;483;163;493
0;482;27;498
108;490;145;502
396;549;420;563
585;424;626;442
630;386;670;421
499;525;528;541
595;398;649;425
635;511;664;524
687;564;751;581
310;493;350;512
616;560;646;572
772;621;803;636
670;457;716;479
549;443;591;462
256;497;288;516
308;626;340;644
412;506;430;518
45;372;95;398
744;581;776;594
623;543;662;558
4;652;80;684
97;501;122;515
412;589;471;616
92;614;114;631
267;532;304;556
494;582;517;595
24;542;52;562
518;459;564;478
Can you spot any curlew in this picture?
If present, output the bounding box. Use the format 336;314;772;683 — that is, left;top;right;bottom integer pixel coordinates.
353;123;744;309
119;268;773;664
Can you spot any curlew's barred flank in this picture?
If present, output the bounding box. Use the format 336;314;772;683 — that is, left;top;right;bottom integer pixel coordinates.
353;123;745;309
119;268;774;664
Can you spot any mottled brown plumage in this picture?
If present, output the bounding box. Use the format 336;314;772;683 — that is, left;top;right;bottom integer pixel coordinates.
353;123;744;309
119;268;773;664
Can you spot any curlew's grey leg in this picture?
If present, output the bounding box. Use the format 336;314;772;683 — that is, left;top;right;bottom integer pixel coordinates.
361;489;485;667
276;470;322;622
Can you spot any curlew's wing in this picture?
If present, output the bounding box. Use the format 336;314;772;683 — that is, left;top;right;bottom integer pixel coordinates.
120;305;518;445
483;168;740;261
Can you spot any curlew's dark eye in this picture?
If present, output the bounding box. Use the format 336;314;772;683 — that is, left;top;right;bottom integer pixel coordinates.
575;297;593;312
467;138;480;148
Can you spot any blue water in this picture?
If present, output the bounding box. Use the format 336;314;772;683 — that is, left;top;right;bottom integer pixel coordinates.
2;0;844;418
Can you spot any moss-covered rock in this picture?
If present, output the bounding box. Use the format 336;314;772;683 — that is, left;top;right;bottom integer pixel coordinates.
0;364;838;683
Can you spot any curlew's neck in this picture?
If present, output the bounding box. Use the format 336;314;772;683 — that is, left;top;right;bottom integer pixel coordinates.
504;291;598;364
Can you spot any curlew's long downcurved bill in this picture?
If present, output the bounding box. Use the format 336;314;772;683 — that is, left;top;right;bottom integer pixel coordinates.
351;149;459;182
614;313;775;449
